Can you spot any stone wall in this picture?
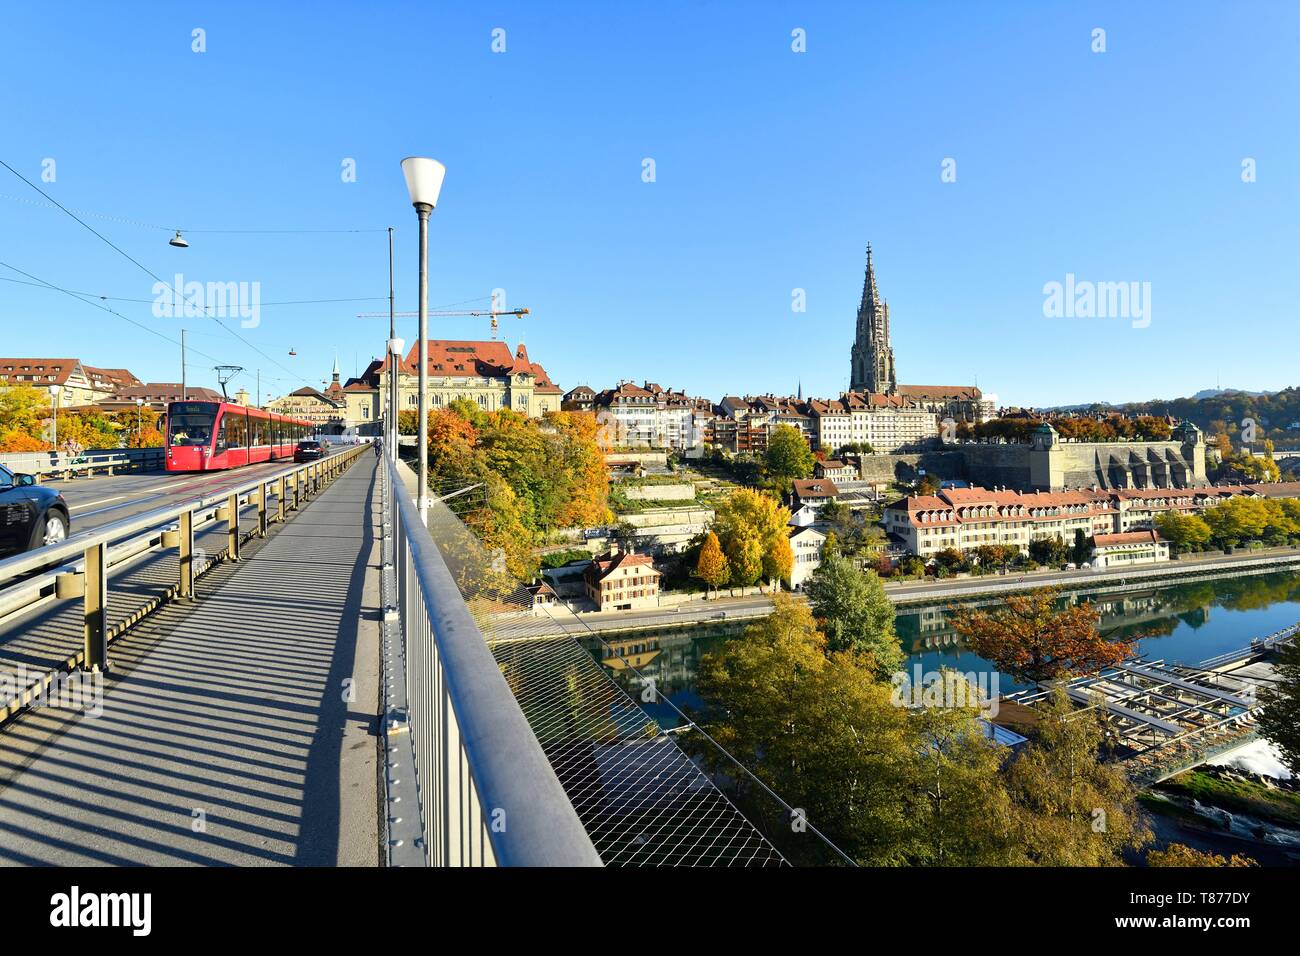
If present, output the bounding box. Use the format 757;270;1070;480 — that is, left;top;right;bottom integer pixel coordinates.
622;482;696;501
855;451;969;485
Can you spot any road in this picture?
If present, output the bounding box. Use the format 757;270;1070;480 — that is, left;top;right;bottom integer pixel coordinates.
489;545;1300;642
45;448;354;536
881;546;1300;604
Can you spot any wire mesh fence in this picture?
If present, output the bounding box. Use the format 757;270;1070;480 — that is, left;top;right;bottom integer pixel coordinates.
420;489;854;866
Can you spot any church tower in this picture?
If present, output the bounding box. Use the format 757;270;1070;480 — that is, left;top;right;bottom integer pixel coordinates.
849;243;896;394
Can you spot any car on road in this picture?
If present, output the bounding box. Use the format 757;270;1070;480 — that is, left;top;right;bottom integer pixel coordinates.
293;440;325;463
0;464;71;556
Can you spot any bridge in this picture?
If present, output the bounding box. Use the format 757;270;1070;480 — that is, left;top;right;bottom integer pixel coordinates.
0;445;837;867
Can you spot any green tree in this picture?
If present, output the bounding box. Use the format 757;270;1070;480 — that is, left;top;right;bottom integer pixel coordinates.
804;554;902;676
1154;511;1212;553
693;530;730;598
1006;686;1151;866
693;595;919;865
906;688;1023;865
764;423;814;487
1258;641;1300;778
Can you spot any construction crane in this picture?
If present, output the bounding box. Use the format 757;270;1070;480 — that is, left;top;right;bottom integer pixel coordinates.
355;302;530;339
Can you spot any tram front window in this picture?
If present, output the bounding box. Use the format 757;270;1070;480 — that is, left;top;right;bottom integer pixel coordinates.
167;403;218;447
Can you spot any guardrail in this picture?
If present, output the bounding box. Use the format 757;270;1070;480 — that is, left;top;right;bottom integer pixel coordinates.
0;446;166;480
379;453;600;867
0;446;367;722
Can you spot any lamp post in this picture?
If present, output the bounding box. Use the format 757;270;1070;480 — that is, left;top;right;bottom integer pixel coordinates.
135;397;145;441
389;336;405;459
401;156;447;524
47;384;60;453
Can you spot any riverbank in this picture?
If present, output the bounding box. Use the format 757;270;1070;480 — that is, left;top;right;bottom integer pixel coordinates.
883;546;1300;605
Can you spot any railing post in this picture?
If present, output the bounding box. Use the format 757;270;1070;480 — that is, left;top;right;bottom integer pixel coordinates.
83;541;109;671
257;482;268;537
226;492;240;562
178;508;195;600
277;475;287;523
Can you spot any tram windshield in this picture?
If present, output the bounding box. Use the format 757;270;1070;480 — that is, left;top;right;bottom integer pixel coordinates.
167;402;219;447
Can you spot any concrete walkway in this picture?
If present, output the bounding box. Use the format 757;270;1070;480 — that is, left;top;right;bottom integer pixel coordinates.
0;458;382;866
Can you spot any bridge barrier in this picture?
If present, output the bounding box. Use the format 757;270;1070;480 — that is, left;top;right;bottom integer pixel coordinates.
0;446;166;480
0;446;368;722
378;453;601;867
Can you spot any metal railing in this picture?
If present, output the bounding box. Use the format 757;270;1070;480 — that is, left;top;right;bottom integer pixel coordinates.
379;453;601;867
1;446;166;479
0;447;367;721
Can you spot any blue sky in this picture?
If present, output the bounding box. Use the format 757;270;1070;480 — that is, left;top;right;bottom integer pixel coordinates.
1;1;1296;407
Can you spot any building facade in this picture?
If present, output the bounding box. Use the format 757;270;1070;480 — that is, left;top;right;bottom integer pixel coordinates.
788;525;826;590
1090;530;1171;569
378;340;561;420
883;481;1300;559
582;549;662;611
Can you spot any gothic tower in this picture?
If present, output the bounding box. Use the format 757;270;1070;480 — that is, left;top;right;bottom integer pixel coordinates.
849;243;896;394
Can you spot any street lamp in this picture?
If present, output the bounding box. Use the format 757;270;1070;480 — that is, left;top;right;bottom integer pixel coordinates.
389;336;405;458
401;156;447;524
47;384;60;453
135;397;145;440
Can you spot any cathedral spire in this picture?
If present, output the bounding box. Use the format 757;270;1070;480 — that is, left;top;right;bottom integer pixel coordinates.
849;242;897;394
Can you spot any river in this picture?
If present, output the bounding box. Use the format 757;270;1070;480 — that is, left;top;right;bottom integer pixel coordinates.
584;567;1300;730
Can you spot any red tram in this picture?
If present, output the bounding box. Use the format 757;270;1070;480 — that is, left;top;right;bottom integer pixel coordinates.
164;400;315;472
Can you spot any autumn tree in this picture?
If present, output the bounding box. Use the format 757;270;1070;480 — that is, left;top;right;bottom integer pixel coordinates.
804;553;901;676
1006;685;1150;865
711;489;792;590
0;384;51;443
695;597;1022;866
1258;641;1300;777
905;686;1023;866
948;588;1132;683
762;533;793;590
694;530;730;598
1145;843;1256;867
692;595;918;865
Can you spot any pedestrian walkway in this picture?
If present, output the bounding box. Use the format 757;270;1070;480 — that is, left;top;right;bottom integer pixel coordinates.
0;458;382;866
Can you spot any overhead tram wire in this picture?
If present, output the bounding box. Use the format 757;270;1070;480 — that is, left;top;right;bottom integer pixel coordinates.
1;159;331;383
0;275;493;313
0;191;389;235
0;258;227;368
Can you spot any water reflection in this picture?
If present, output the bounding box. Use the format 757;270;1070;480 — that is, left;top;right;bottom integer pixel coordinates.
585;569;1300;729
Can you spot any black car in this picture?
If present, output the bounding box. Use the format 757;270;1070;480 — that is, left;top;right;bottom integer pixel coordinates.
0;464;70;556
293;440;325;463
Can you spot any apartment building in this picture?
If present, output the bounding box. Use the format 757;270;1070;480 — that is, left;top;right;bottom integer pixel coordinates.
806;392;938;454
884;481;1300;558
583;549;662;611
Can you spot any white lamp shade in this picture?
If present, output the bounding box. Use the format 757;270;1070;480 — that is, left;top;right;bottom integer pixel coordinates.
389;337;406;356
401;157;446;208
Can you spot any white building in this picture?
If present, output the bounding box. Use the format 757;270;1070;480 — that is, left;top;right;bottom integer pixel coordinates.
806;393;938;453
592;382;706;452
788;525;826;590
1090;530;1170;569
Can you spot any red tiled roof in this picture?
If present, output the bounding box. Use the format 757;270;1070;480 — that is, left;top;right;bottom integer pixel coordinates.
793;478;839;499
1093;530;1165;547
0;358;83;386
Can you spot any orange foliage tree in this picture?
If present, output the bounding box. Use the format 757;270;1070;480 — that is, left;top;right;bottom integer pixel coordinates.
948;587;1132;683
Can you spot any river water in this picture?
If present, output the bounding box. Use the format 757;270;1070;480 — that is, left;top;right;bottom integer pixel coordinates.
586;568;1300;730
